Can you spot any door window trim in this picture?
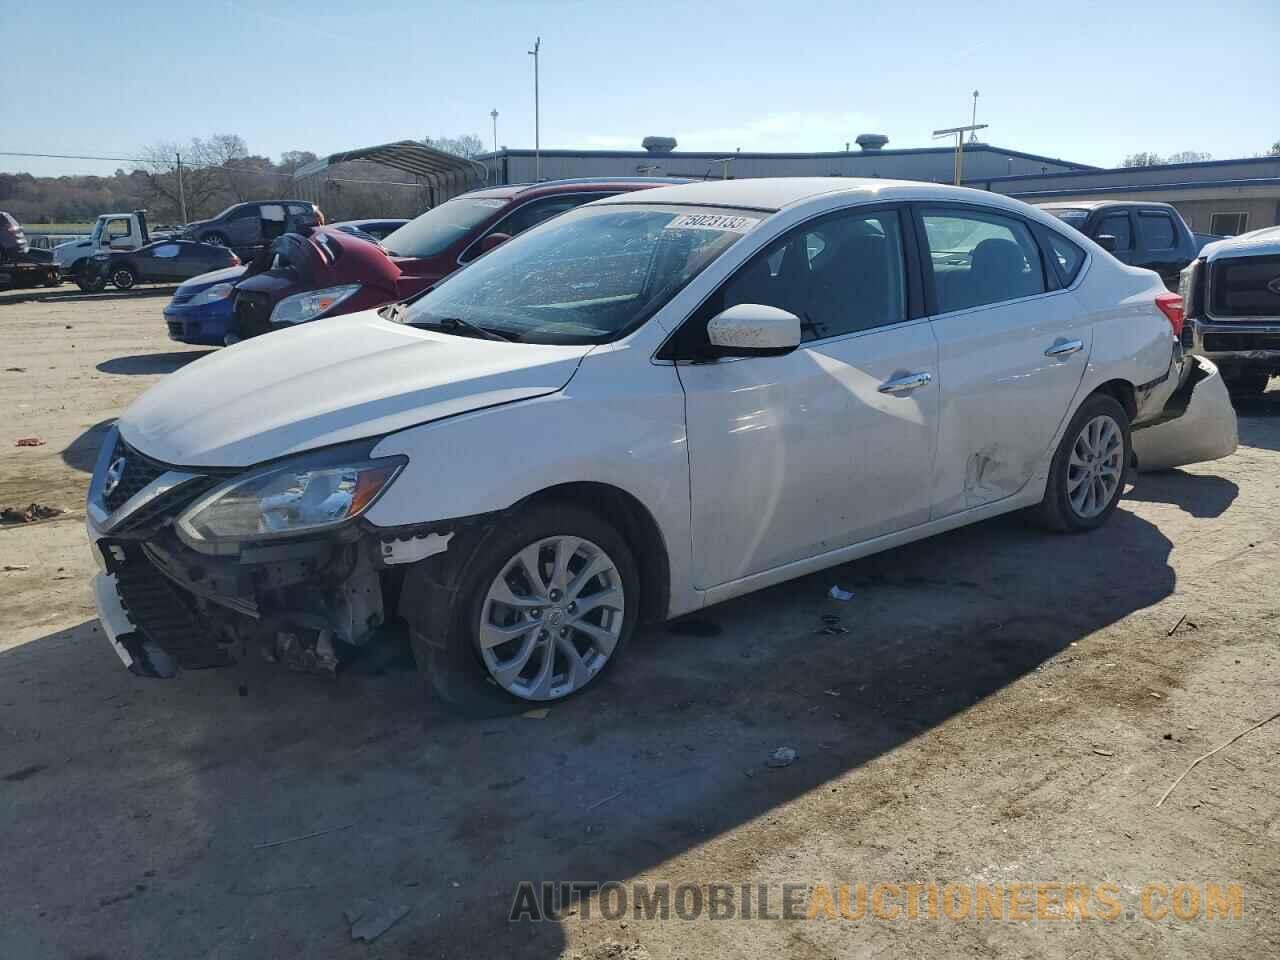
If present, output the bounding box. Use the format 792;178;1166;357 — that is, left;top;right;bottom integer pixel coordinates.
656;201;925;363
910;202;1056;318
1093;210;1135;252
455;191;615;266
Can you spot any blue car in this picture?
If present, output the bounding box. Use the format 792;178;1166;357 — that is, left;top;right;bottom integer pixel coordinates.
164;265;246;346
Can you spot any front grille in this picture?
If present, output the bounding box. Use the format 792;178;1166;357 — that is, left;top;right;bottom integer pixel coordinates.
167;321;184;337
1203;332;1280;353
115;549;232;669
103;439;169;513
170;291;194;305
235;291;273;338
1209;255;1280;318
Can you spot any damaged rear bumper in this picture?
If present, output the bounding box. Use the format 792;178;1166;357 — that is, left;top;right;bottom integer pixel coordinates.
1132;355;1238;472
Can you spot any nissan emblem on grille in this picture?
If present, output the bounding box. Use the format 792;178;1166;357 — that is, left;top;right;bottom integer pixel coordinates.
103;456;127;498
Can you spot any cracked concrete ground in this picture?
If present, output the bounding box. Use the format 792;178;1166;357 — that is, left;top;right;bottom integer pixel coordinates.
1;290;1277;958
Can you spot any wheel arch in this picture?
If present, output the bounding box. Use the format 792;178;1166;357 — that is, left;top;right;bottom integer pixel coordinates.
521;481;671;625
1091;378;1137;422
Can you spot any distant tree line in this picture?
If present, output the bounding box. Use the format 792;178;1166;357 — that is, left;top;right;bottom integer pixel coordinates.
0;132;486;226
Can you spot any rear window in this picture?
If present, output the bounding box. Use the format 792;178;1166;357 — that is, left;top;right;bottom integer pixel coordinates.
1044;208;1090;230
380;197;508;258
1210;255;1280;318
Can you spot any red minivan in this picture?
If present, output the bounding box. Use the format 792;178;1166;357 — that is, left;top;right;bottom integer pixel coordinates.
232;178;687;339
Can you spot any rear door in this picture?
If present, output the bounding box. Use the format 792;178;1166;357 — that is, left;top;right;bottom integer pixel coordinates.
1135;209;1182;285
918;205;1091;517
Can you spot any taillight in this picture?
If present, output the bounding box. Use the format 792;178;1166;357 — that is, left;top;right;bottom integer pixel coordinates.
1155;292;1184;336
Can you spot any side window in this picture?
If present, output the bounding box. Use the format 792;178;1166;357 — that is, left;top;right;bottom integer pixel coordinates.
1045;231;1086;285
1139;212;1176;250
1096;213;1133;251
152;244;180;258
228;205;259;222
921;209;1046;312
497;194;606;238
675;208;907;351
104;217;131;240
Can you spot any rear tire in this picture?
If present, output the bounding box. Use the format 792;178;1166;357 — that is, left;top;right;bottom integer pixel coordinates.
402;502;639;713
1033;393;1131;533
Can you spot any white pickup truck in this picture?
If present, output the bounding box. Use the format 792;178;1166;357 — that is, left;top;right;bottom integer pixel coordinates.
53;211;152;278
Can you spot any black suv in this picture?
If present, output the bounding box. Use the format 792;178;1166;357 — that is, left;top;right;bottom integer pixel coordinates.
1039;201;1198;290
1180;228;1280;398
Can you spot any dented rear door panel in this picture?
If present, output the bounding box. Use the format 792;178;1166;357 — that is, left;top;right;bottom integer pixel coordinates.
929;289;1092;517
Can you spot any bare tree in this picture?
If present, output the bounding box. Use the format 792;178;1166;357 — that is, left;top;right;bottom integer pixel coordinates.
135;140;224;220
423;134;486;159
1122;150;1211;168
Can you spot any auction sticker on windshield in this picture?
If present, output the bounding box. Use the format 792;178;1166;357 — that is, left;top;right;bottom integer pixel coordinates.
666;213;760;233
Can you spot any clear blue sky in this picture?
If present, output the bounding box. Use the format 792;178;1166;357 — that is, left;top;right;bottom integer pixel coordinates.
4;0;1277;177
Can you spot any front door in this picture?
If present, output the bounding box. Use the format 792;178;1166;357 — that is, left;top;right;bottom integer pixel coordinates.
674;206;940;589
917;206;1092;517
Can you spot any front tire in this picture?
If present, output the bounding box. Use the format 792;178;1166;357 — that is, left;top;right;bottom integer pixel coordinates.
1223;370;1270;398
403;503;639;710
202;231;229;248
1034;393;1130;532
110;265;137;290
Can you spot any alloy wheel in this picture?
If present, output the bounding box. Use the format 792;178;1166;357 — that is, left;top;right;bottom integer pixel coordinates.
478;535;625;701
1066;414;1123;519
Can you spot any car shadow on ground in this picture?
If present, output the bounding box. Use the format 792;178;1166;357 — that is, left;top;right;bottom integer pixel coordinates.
1;475;1223;959
60;418;117;473
96;350;214;376
1232;389;1280;453
1123;471;1238;518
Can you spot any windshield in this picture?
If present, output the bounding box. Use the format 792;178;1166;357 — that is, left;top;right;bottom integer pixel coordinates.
1044;208;1090;229
398;204;762;345
380;197;509;258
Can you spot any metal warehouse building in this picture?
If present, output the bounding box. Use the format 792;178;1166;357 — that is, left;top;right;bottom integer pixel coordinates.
481;139;1090;186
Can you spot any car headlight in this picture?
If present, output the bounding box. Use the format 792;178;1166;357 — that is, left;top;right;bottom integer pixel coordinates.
176;446;405;550
189;282;236;306
269;284;361;326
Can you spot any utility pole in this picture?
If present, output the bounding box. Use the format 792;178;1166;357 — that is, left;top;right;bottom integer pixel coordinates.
932;122;988;185
528;37;541;180
490;108;499;182
175;152;188;223
969;90;980;142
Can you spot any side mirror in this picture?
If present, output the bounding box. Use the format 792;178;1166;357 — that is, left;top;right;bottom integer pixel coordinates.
479;232;512;253
1095;234;1118;253
706;303;801;358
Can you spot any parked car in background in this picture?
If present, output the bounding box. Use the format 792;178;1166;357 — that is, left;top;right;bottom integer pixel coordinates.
53;210;152;277
1180;226;1280;397
164;265;247;346
86;179;1234;703
232;178;685;339
1;212;30;262
1038;201;1197;289
84;240;240;291
182;201;324;256
331;218;409;243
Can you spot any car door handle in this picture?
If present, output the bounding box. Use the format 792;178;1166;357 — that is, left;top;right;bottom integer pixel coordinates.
878;371;933;395
1044;339;1084;359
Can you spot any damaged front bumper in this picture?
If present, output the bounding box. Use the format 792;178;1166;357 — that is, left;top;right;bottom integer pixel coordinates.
1132;354;1238;472
85;430;457;679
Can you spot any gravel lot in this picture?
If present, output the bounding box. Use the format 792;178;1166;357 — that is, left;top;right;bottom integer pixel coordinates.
1;289;1277;959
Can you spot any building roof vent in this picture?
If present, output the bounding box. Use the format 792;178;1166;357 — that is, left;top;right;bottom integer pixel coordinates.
856;133;889;152
642;136;678;154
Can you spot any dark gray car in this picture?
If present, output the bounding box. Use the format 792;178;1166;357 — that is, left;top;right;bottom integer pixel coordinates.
183;201;323;254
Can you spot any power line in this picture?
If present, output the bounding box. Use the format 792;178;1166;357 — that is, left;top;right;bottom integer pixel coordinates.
0;150;148;163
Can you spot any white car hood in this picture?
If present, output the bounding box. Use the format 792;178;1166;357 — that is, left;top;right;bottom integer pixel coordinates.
119;312;592;467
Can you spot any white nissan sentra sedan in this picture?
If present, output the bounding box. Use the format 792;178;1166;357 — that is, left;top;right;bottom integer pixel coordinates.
87;178;1236;704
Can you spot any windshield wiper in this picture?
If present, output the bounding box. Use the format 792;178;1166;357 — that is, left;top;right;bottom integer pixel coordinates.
408;315;517;342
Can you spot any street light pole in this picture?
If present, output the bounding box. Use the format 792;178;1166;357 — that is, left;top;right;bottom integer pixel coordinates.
175;151;188;223
528;37;541;180
490;108;499;182
932;123;988;185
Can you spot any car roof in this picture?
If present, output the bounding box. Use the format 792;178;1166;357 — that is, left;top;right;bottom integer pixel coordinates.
1039;200;1176;213
598;177;1057;218
460;177;694;202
